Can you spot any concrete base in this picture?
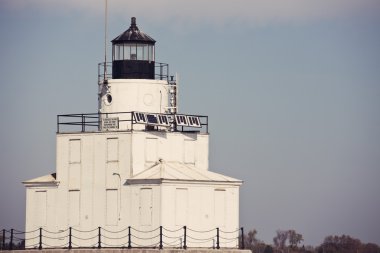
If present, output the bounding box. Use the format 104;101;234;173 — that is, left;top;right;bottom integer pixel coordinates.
11;249;251;253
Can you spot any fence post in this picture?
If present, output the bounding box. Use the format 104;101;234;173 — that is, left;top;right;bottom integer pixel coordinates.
240;227;245;249
183;226;187;249
127;226;131;249
57;115;59;133
98;112;101;131
38;228;42;250
159;226;163;249
1;229;5;251
9;229;13;251
81;114;85;132
97;227;101;249
131;112;133;130
216;228;220;249
68;227;72;250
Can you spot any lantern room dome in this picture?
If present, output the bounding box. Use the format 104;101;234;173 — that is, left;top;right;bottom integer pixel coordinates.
111;17;156;79
112;17;155;44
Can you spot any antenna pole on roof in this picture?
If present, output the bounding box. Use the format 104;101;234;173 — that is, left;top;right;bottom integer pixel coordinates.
103;0;108;82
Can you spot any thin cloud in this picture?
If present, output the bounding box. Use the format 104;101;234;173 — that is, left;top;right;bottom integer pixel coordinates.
3;0;380;26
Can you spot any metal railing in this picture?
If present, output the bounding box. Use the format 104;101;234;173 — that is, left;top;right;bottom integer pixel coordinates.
0;227;245;250
56;112;208;134
155;62;169;81
98;62;112;83
98;62;169;83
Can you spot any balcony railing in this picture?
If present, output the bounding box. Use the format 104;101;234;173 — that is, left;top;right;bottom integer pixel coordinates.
98;62;169;84
56;111;208;134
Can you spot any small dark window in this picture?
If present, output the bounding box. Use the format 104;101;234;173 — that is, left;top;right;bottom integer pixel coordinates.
106;94;112;104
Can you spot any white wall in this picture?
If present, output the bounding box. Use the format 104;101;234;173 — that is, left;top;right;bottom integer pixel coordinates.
55;132;133;231
131;131;209;175
29;130;207;227
25;130;239;248
99;79;169;130
160;183;240;247
25;186;58;248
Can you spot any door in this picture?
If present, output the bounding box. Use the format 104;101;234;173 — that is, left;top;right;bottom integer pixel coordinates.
139;188;152;226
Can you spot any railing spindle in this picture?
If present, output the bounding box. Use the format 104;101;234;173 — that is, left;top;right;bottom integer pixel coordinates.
159;226;163;249
68;227;72;249
128;226;131;249
57;115;59;133
38;228;42;250
81;114;85;132
183;226;187;249
216;227;220;249
98;227;101;249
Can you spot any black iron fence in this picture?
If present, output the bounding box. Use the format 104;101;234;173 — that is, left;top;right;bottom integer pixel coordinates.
0;226;245;250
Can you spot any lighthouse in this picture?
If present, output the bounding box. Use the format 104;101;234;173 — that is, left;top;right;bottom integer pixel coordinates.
98;17;169;129
23;17;243;249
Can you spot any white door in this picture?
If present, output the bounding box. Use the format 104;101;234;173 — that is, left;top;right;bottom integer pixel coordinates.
106;189;118;225
139;188;152;226
214;189;226;228
68;190;80;226
35;191;47;226
175;188;188;226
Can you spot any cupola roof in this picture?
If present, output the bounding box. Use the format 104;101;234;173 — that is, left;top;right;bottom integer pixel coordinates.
111;17;156;44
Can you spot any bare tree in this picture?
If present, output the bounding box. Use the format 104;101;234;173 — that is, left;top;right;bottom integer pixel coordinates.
318;234;362;253
288;230;303;249
243;229;270;253
273;230;288;250
245;229;259;249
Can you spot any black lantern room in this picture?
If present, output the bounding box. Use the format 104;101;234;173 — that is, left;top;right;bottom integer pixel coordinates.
112;17;156;79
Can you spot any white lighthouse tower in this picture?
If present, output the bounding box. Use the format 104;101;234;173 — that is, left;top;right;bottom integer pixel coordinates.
99;17;169;131
23;17;243;249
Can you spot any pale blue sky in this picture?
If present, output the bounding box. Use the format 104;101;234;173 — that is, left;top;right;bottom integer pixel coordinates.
0;0;379;246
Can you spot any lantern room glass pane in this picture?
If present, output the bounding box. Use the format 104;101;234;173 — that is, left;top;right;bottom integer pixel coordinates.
148;45;154;62
142;45;148;61
114;44;123;61
113;43;154;61
124;44;131;60
136;45;143;60
130;44;137;60
120;44;124;60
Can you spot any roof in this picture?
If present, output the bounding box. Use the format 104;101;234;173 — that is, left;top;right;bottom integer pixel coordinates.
112;17;156;44
127;160;242;185
23;173;58;186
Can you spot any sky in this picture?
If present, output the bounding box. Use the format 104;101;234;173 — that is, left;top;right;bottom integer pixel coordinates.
0;0;380;247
